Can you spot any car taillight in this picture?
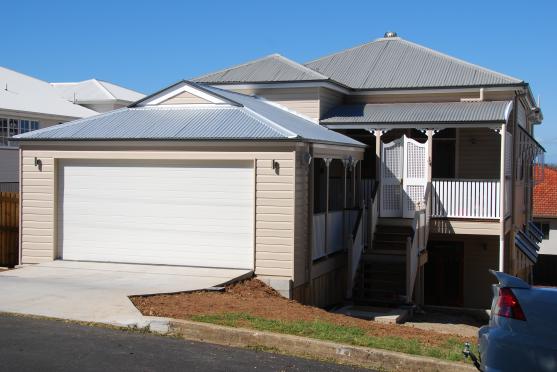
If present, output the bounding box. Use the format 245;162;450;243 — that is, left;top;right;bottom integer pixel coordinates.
495;287;526;321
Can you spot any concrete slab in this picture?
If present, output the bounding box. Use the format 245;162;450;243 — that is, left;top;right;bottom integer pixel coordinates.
335;305;412;324
0;261;251;327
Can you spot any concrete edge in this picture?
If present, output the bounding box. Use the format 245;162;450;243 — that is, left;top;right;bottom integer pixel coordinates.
168;319;475;372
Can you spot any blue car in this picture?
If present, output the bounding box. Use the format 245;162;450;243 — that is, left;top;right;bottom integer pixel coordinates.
465;270;557;371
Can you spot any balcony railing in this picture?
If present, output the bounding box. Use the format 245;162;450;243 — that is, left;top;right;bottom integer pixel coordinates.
432;179;501;219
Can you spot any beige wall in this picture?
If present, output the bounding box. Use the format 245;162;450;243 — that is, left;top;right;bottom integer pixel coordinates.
318;88;344;118
160;91;212;105
346;90;515;104
457;128;500;179
19;145;297;281
231;87;320;121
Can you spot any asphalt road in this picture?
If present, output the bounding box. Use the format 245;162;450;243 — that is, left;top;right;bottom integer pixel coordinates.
0;314;371;372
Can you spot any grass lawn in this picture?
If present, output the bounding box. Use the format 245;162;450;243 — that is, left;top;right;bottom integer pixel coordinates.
190;312;473;363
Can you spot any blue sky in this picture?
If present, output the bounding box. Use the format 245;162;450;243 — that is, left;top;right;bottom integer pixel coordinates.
2;0;556;161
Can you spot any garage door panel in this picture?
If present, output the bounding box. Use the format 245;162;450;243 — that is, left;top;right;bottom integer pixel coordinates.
58;160;254;269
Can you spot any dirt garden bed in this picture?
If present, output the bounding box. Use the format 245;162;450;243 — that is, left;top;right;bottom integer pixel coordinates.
131;278;475;363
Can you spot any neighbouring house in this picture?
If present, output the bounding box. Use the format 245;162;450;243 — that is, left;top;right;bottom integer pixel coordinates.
0;66;145;186
533;165;557;285
14;32;545;309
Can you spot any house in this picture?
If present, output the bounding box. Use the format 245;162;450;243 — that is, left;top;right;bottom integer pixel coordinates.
192;32;545;308
14;33;545;309
0;66;145;186
533;165;557;285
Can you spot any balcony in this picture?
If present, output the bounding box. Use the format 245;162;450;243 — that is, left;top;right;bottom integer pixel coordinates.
431;179;510;219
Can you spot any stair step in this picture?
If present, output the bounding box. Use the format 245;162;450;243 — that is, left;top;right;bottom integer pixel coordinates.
375;225;414;235
365;249;406;256
372;241;407;250
353;289;407;306
373;233;410;242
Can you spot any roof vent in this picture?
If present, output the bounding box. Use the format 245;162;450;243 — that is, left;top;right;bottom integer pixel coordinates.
384;31;398;38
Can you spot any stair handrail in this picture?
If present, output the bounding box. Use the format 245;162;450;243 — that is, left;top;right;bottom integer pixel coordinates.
406;182;432;303
368;181;380;252
347;207;364;298
347;180;379;299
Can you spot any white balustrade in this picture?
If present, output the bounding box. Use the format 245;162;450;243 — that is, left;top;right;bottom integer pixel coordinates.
432;179;501;219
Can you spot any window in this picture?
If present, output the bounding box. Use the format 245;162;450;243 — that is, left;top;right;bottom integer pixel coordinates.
0;118;40;146
534;222;550;240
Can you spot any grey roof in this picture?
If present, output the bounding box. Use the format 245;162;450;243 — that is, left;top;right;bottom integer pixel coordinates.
192;54;330;84
13;81;364;147
193;37;524;90
321;100;513;125
305;37;523;89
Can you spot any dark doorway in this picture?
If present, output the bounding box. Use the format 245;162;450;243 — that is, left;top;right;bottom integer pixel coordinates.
432;129;456;178
432;140;456;178
425;241;464;306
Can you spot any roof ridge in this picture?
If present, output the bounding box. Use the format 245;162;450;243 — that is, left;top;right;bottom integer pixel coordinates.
269;54;329;79
192;54;283;81
396;38;523;84
241;105;298;139
92;79;116;100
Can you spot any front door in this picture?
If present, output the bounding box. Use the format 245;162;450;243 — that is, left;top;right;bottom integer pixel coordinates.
425;241;464;307
380;135;428;218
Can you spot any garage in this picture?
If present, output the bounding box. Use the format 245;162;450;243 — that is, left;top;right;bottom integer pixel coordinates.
58;159;254;269
14;81;364;299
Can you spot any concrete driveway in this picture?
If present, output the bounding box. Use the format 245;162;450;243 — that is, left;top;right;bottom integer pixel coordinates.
0;261;251;327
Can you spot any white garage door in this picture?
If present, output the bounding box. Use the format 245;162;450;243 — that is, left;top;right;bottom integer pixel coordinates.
58;159;254;270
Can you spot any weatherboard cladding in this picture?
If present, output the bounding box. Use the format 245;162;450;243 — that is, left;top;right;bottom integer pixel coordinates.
192;54;329;84
321;100;512;124
305;38;522;89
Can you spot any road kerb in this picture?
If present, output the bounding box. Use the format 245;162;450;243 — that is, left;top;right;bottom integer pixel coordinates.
168;319;475;372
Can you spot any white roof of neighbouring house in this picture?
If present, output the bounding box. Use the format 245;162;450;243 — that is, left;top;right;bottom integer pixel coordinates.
0;66;97;119
51;79;145;104
14;81;364;148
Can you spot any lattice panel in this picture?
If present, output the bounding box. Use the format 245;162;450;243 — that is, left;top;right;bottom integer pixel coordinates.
406;142;426;179
382;143;403;179
382;185;401;211
405;185;424;211
505;133;513;176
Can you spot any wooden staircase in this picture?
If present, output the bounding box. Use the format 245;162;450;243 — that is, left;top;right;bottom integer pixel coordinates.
352;222;414;306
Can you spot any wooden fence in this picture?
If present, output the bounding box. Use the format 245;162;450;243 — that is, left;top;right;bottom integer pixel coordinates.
0;192;19;267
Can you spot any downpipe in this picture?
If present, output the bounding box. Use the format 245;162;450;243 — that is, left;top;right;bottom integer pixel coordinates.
462;342;482;371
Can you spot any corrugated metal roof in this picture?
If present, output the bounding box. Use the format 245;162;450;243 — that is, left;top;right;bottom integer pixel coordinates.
13;82;364;147
305;37;523;89
200;84;361;145
321;100;512;125
193;54;329;84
